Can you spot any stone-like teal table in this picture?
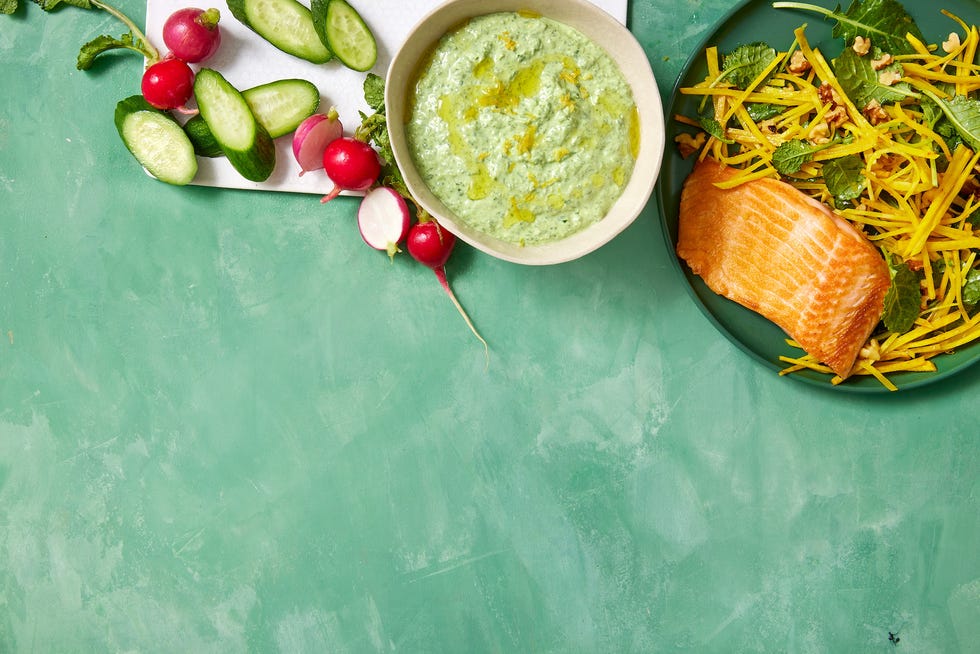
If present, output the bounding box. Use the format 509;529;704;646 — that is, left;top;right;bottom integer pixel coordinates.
1;0;978;651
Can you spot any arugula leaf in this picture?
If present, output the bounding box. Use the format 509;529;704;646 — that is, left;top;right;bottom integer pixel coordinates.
833;46;915;107
76;32;148;70
822;154;867;206
773;0;925;55
721;42;778;90
772;139;830;174
882;260;921;333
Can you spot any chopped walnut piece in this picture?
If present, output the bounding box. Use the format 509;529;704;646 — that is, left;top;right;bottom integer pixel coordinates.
818;82;843;106
826;105;849;129
943;32;962;53
863;99;889;125
871;53;893;70
808;121;831;144
788;50;811;74
852;36;871;55
675;132;707;158
878;70;902;86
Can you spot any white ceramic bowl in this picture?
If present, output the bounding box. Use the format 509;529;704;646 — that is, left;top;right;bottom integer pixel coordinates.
385;0;665;265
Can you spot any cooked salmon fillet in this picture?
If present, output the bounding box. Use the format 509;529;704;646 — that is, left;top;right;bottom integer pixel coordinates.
676;159;891;379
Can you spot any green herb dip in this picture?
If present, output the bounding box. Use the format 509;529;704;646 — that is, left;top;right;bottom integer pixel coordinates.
407;11;638;246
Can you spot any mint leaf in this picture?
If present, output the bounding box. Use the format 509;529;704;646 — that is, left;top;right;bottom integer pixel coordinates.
773;0;925;55
746;102;785;122
722;42;778;90
772;139;830;174
833;46;915;107
822;155;867;206
882;261;920;333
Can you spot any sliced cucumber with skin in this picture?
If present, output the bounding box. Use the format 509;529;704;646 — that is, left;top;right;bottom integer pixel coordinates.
311;0;377;72
184;78;320;157
227;0;332;64
194;68;276;182
114;95;198;186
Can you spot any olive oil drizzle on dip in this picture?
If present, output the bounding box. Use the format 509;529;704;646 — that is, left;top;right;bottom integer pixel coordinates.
407;11;639;246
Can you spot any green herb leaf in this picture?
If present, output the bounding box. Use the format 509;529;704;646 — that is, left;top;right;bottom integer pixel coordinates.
963;268;980;312
698;115;733;144
76;32;145;69
882;260;921;333
745;102;785;122
932;94;980;151
833;46;915;107
822;154;867;206
354;73;430;221
772;139;829;174
722;42;778;90
32;0;91;10
363;72;385;112
773;0;925;55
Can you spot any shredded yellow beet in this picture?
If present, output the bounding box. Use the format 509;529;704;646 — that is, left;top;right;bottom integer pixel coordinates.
677;10;980;390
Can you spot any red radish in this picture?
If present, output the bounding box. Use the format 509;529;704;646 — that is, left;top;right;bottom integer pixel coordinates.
292;108;343;176
141;58;196;112
358;187;410;259
407;220;489;357
320;137;381;203
162;7;222;63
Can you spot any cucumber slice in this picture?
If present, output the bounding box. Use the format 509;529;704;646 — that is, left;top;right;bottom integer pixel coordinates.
227;0;332;64
244;78;321;136
194;68;276;182
114;95;198;186
184;78;320;157
311;0;377;72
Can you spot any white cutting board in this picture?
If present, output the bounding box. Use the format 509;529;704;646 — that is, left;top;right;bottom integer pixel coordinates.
143;0;628;194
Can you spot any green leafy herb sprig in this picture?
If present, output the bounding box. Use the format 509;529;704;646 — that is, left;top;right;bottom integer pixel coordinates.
354;72;430;222
8;0;159;69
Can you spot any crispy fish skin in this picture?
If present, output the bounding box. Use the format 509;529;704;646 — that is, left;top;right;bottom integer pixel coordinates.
677;159;891;379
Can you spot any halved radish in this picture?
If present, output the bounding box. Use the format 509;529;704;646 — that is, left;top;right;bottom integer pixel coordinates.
358;187;410;259
291;108;342;175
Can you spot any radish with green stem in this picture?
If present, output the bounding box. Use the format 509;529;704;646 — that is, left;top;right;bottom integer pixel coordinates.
163;7;223;63
407;220;489;357
358;187;409;259
320;136;381;203
292;108;343;175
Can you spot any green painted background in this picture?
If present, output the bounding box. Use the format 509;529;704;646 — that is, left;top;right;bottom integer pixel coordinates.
1;0;978;652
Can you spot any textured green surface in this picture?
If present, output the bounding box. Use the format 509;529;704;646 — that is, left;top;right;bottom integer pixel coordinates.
1;0;978;652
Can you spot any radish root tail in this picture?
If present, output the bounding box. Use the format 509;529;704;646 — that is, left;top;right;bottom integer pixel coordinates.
434;266;489;366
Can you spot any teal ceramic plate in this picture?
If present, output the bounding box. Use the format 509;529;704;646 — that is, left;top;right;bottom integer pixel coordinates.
656;0;980;393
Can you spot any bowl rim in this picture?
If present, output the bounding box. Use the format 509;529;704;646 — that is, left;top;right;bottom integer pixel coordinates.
385;0;665;265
